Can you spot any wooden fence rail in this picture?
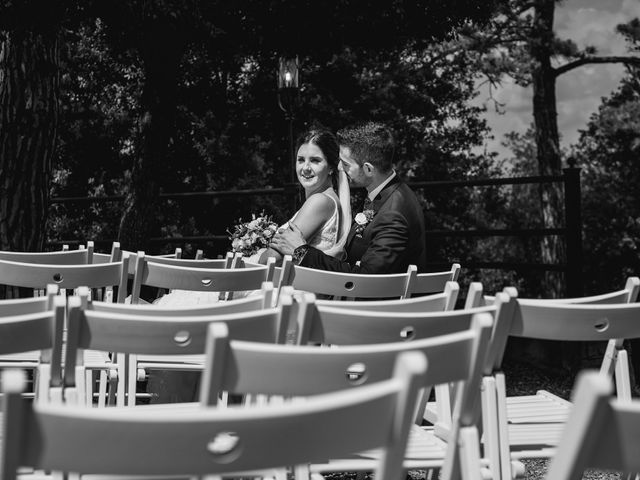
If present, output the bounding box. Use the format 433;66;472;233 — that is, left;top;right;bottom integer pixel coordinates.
48;166;583;295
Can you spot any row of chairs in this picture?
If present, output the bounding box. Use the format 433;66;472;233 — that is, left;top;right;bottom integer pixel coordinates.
1;277;462;406
0;242;459;404
5;339;639;480
2;244;640;480
0;242;460;302
1;285;494;480
4;278;640;473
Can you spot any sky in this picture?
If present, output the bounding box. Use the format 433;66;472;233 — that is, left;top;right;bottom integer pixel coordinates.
473;0;640;159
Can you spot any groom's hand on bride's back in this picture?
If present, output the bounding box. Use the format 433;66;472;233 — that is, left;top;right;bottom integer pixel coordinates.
269;223;305;256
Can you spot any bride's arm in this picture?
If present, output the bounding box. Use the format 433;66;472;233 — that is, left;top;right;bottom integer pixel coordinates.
258;247;283;265
288;193;335;240
262;193;334;264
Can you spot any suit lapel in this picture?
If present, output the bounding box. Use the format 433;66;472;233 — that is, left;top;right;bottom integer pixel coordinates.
346;176;402;254
346;218;359;250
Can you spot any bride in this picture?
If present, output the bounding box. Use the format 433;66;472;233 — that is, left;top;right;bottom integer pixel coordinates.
153;126;351;306
255;126;351;264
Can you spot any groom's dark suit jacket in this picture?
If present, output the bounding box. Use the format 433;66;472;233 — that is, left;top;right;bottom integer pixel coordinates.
300;175;427;274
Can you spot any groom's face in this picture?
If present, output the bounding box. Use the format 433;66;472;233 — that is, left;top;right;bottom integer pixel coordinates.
339;146;368;188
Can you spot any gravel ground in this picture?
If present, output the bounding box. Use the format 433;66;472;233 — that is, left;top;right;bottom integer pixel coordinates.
503;359;622;480
328;357;627;480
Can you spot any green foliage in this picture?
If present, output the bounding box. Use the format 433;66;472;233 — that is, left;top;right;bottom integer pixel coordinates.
50;13;504;257
573;71;640;294
49;19;142;247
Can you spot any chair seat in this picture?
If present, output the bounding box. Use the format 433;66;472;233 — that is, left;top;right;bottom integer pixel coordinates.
506;390;571;423
504;423;565;450
137;354;205;368
311;425;449;472
0;351;41;363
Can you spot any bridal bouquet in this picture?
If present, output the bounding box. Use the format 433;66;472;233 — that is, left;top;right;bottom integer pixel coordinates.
228;212;279;256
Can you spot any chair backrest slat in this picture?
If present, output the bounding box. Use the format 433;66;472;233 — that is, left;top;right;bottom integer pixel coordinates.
0;296;49;316
305;301;496;345
290;264;418;298
510;302;640;341
314;280;460;313
203;321;487;398
409;263;461;296
130;252;271;303
0;249;91;265
0;258;129;296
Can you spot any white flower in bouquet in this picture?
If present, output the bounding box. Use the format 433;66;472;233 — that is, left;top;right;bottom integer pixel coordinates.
227;211;279;256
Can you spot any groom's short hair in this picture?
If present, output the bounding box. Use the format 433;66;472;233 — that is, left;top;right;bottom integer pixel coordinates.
337;122;395;174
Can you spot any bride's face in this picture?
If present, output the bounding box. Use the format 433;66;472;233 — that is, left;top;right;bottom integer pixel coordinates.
296;142;332;194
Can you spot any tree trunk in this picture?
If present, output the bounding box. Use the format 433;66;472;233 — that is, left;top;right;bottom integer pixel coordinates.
117;37;182;252
531;0;566;297
0;28;59;298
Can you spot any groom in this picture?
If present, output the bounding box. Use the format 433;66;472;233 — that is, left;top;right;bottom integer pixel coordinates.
271;122;427;274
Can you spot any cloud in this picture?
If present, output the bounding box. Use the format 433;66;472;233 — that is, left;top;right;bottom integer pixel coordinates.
474;0;637;159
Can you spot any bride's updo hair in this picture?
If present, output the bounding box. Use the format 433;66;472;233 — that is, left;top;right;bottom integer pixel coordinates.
295;126;340;190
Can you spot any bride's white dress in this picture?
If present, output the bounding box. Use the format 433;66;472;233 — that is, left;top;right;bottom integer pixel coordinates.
153;191;345;307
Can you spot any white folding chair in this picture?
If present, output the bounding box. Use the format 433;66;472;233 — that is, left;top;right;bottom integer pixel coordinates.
129;251;275;304
408;263;461;296
200;312;495;480
482;297;640;480
274;258;461;300
0;257;130;405
293;291;517;480
64;288;294;407
314;288;517;480
468;277;640;420
79;281;281;406
545;370;640;480
275;261;420;300
0;291;64;404
1;352;425;480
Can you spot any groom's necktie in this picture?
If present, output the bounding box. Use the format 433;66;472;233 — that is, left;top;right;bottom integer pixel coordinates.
363;196;373;211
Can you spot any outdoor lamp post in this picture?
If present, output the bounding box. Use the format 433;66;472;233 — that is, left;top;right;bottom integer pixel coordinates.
277;56;300;187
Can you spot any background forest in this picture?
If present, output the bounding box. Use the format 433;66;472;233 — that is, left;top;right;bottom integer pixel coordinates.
1;0;639;300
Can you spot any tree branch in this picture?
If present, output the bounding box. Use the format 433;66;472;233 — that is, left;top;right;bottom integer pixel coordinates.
554;55;640;76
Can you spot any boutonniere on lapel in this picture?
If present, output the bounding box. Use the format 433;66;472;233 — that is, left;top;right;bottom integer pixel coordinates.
354;209;375;236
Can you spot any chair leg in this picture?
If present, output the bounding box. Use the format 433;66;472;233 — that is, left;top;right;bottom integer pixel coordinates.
494;373;513;480
615;349;632;402
115;352;127;407
85;370;93;405
107;368;118;406
480;376;501;480
458;427;484;480
127;354;138;407
98;370;108;408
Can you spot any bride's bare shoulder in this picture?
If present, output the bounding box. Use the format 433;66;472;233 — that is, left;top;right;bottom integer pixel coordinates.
295;191;335;222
